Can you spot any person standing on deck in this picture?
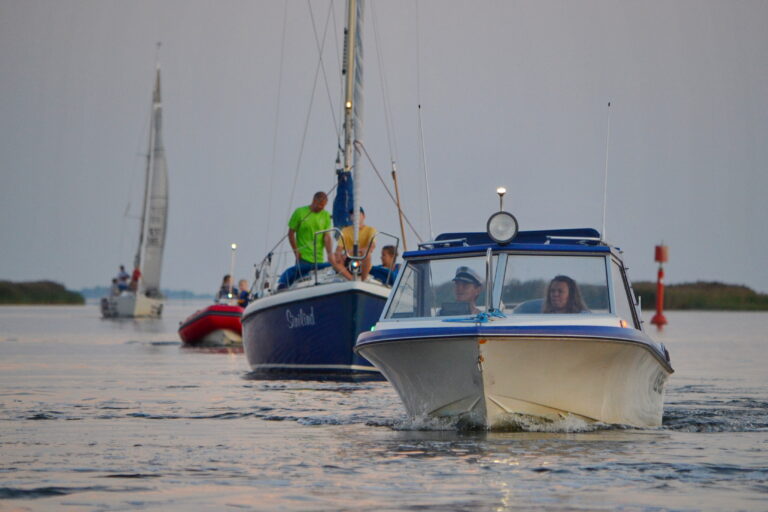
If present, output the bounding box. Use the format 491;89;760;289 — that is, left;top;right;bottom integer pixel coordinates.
278;191;334;289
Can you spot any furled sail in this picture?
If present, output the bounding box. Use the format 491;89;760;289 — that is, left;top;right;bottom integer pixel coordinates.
135;66;168;297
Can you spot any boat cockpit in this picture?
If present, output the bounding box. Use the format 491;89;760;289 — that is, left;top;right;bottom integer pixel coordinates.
383;229;642;330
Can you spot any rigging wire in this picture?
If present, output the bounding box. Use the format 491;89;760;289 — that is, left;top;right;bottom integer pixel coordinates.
286;1;336;217
372;1;408;250
330;0;343;138
371;1;399;164
415;0;434;240
119;59;157;261
264;1;289;253
356;141;424;243
307;0;341;142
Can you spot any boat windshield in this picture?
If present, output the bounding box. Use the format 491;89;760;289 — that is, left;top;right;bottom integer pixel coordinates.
386;256;487;318
385;253;611;319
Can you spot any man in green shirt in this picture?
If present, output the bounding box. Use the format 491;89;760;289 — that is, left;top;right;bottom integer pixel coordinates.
278;191;333;288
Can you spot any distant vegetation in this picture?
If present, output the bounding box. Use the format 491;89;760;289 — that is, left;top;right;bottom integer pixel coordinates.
633;281;768;311
79;286;210;300
434;278;768;312
0;280;85;305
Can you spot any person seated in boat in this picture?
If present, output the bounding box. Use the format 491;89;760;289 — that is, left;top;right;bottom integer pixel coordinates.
110;278;120;297
117;265;129;292
543;275;589;314
439;266;483;316
369;245;400;285
277;191;334;289
331;207;376;281
129;267;141;292
216;274;236;302
237;279;250;308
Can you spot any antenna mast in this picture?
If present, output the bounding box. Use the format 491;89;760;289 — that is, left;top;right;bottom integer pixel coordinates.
601;101;612;240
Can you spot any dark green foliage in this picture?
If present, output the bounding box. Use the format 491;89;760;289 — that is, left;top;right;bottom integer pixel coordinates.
502;279;548;305
633;281;768;311
0;280;85;305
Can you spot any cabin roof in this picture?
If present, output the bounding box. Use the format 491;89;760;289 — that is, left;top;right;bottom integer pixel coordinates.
403;228;614;259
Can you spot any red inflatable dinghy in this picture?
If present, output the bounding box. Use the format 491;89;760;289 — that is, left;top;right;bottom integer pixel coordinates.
178;304;244;346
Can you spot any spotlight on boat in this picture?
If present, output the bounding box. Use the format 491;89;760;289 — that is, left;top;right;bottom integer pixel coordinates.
487;211;519;245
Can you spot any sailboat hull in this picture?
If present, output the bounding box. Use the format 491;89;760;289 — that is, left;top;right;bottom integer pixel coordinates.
242;281;387;379
101;293;163;318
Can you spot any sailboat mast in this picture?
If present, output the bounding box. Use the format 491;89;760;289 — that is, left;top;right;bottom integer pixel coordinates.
135;68;159;275
342;0;363;262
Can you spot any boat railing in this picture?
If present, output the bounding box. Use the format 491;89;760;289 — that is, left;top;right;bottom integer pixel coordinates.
418;238;468;250
250;251;276;299
313;228;400;285
545;235;603;245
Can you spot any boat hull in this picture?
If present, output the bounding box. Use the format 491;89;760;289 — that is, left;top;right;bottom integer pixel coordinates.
178;304;243;346
356;328;672;428
101;293;163;318
242;282;388;379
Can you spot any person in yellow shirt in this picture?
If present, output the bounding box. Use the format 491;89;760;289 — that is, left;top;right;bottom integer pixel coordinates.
332;207;376;281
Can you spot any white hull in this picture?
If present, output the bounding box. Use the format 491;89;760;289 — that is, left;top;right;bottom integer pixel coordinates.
101;293;163;318
199;329;242;346
358;335;671;428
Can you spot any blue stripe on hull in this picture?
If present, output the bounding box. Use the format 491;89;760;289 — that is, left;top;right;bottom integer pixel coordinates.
242;289;385;379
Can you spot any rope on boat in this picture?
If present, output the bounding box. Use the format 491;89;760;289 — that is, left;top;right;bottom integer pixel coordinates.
415;1;434;240
286;1;339;219
356;141;424;243
265;1;289;252
307;0;342;142
371;1;399;166
442;310;507;324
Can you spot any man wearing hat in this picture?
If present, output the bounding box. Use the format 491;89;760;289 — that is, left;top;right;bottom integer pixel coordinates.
332;207;377;281
450;266;483;314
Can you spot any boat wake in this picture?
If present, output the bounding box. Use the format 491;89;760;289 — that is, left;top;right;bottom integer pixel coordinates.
392;413;608;433
662;397;768;432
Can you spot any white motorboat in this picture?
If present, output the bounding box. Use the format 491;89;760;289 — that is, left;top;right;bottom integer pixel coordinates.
102;60;169;319
356;209;673;429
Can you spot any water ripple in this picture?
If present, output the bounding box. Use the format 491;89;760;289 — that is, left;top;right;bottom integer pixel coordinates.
0;485;151;499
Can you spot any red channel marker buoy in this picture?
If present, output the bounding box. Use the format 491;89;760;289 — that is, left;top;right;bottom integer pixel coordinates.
650;244;668;330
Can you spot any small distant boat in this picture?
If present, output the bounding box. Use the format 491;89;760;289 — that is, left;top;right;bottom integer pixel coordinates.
178;304;244;346
101;61;169;319
356;205;674;429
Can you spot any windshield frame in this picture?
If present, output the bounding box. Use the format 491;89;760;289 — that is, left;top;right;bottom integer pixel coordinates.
381;249;627;321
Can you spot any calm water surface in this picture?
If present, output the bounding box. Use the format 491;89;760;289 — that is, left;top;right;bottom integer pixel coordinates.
1;302;766;511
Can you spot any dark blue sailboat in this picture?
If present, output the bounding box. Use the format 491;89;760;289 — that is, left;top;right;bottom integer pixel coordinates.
242;0;392;379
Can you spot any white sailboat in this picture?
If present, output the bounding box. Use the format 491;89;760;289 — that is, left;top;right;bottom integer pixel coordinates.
102;64;169;318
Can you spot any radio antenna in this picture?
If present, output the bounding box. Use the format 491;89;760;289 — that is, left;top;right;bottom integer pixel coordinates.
601;101;612;240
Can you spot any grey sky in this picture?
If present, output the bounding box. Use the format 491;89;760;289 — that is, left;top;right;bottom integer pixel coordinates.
1;0;767;295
